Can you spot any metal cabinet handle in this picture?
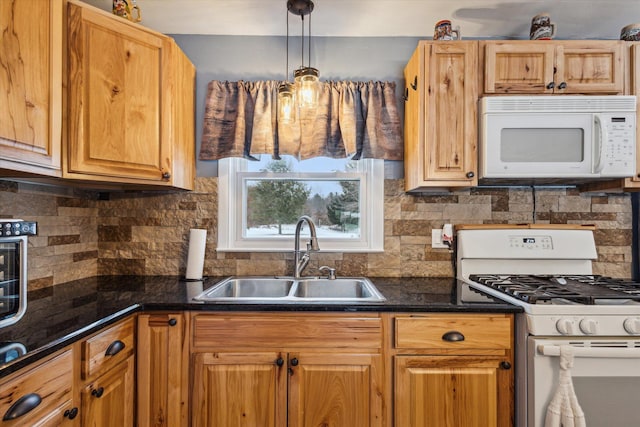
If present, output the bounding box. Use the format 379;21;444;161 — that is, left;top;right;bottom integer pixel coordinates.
403;87;409;101
2;393;42;421
168;318;178;326
410;75;418;90
290;357;299;366
500;361;512;370
558;81;567;90
442;331;465;342
546;81;555;89
64;407;79;420
162;172;171;180
91;387;105;398
275;358;284;367
466;171;475;179
105;340;125;356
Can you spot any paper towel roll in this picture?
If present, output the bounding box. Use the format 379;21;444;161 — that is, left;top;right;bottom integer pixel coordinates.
185;228;207;280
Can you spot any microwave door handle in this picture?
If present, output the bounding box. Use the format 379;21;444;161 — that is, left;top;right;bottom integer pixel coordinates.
538;344;640;359
593;114;605;173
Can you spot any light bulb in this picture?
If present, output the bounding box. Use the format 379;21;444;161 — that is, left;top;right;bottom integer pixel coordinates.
278;82;296;124
294;67;319;109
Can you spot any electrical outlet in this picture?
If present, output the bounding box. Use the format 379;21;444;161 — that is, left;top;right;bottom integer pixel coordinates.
432;229;449;249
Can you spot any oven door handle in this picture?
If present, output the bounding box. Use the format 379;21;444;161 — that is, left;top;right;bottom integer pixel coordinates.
538;344;640;359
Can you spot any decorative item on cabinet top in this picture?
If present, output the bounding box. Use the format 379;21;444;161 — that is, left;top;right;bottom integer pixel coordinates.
112;0;141;22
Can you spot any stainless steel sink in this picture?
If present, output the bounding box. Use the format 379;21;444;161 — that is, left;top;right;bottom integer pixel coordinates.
294;279;384;300
193;276;386;303
195;277;294;300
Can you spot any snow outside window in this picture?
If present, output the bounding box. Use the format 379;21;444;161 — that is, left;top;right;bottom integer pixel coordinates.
217;156;384;252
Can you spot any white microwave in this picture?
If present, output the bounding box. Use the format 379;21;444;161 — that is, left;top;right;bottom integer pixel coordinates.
479;96;636;181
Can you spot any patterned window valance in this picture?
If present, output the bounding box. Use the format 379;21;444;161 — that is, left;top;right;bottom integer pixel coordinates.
199;80;403;161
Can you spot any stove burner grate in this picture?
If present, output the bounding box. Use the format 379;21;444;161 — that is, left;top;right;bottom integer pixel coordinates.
468;274;640;304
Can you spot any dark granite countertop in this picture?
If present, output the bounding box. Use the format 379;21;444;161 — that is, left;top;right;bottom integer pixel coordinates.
0;275;520;378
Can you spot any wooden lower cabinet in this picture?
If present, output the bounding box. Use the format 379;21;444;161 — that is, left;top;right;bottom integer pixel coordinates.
388;314;514;427
191;351;382;427
395;355;511;427
0;349;76;426
137;313;189;427
287;352;383;427
192;352;285;427
81;355;135;427
190;312;384;427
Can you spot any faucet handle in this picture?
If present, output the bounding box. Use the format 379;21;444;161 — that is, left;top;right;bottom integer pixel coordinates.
319;266;336;280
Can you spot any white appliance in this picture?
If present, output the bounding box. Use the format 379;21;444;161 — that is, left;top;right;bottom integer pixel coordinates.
456;225;640;427
480;96;636;181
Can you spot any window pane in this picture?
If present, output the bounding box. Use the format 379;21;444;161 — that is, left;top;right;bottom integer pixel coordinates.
245;178;361;239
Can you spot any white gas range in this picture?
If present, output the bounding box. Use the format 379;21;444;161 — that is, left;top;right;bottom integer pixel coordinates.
456;224;640;427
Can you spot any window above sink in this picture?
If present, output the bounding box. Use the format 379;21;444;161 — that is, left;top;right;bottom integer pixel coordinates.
217;156;384;252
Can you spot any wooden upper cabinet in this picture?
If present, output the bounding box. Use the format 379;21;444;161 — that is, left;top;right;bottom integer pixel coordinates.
482;40;625;94
66;0;195;189
0;0;62;176
404;41;478;192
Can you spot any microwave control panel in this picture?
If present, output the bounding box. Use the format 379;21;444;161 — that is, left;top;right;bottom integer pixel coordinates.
602;115;635;174
0;220;37;237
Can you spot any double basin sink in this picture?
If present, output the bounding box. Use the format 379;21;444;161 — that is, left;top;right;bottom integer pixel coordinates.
193;276;386;304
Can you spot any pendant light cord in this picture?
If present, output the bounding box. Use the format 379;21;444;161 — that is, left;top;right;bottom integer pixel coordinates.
301;14;305;69
285;7;289;81
308;11;311;68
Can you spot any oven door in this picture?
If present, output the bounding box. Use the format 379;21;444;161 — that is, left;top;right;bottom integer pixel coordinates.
529;337;640;427
0;237;27;328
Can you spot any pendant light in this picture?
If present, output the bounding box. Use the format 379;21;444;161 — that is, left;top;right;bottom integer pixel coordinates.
278;0;319;123
277;1;296;124
289;0;319;109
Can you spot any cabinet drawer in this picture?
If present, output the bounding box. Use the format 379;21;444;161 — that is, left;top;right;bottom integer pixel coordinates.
395;315;512;351
82;317;135;379
192;313;382;350
0;350;73;426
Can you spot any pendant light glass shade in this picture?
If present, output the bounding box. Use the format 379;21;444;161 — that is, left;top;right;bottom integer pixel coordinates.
294;67;319;109
278;82;296;124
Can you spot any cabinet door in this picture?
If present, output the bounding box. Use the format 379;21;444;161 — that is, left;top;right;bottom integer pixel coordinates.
395;355;513;427
82;355;135;427
137;313;189;427
483;41;556;93
556;42;624;94
404;41;478;191
288;352;384;427
191;352;287;427
0;0;62;175
66;1;172;185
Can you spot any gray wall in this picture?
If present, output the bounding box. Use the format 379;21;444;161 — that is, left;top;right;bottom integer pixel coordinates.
171;35;421;177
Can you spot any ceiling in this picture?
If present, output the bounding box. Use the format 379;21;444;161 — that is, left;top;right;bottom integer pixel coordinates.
83;0;639;40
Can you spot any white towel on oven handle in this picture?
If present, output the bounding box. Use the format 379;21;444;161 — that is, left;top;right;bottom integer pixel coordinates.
544;345;586;427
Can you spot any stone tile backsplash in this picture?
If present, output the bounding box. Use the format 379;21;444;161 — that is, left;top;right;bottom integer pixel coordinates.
0;177;633;290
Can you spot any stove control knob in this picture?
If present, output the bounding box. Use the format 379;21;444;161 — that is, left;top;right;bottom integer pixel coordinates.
623;317;640;335
579;318;598;335
556;318;576;335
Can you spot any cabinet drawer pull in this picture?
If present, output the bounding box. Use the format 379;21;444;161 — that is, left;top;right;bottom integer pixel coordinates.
2;393;42;421
410;75;418;90
290;357;299;366
557;81;567;90
168;318;178;326
500;361;512;370
442;331;465;342
91;387;105;398
105;340;125;356
546;81;555;90
275;357;284;367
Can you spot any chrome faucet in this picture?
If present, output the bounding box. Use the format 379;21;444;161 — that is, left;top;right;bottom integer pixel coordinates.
293;215;320;278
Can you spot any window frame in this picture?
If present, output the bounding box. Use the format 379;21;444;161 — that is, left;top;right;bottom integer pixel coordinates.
217;157;384;252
